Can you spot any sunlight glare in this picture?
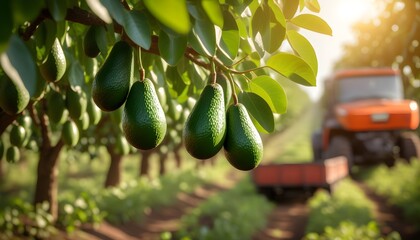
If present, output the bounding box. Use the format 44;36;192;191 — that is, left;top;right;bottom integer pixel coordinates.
337;0;376;23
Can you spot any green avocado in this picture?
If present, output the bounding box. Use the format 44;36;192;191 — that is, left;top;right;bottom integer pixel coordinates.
183;81;226;159
122;79;166;150
0;73;30;115
47;90;68;124
62;120;79;147
65;88;87;120
84;26;100;58
224;103;263;171
40;38;67;82
92;41;132;112
10;124;26;147
6;146;20;163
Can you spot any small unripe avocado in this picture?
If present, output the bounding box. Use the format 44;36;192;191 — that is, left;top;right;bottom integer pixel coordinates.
224;103;263;171
122;79;167;150
62;120;79;147
183;81;226;159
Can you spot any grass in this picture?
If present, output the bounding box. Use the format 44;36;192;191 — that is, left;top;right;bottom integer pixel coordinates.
357;160;420;227
173;176;274;240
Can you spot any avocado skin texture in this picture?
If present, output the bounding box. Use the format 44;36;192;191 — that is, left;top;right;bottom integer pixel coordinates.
122;79;166;150
183;82;226;159
84;26;100;58
40;38;66;82
0;73;30;115
92;41;132;112
224;103;263;171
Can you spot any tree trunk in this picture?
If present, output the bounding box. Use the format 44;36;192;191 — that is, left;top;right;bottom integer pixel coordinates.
139;151;152;177
33;141;64;221
104;146;123;188
174;147;182;169
159;152;168;176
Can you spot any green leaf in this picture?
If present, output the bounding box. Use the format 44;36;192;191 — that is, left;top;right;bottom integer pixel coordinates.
218;10;240;60
287;30;318;75
267;52;316;86
46;0;67;21
143;0;190;34
282;0;299;19
305;0;320;13
34;20;57;62
202;0;223;28
290;14;332;36
0;0;13;53
123;11;151;49
249;76;287;114
95;26;109;57
166;66;188;97
100;0;125;25
252;5;285;54
158;29;187;66
68;61;84;91
268;0;286;27
189;19;216;56
0;35;37;97
239;92;274;133
85;0;112;24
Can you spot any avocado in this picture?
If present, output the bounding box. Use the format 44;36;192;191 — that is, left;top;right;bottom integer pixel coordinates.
122;79;167;150
0;73;30;115
10;124;26;147
6;146;20;163
92;41;132;112
183;81;226;159
62;120;79;147
47;90;68;124
84;26;100;58
65;87;87;120
224;103;263;171
40;38;67;82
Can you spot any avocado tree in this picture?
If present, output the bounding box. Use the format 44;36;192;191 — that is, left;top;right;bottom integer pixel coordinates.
335;0;419;95
0;0;330;221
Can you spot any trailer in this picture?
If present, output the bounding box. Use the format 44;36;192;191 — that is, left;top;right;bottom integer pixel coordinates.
251;157;348;199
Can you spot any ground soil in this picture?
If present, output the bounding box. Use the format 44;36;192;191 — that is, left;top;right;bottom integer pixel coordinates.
355;181;420;240
79;172;240;240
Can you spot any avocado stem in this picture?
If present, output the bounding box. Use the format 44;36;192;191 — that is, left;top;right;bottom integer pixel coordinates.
226;73;238;105
136;46;145;81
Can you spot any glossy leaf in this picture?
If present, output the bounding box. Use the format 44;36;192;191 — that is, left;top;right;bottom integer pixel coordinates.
219;11;240;60
143;0;190;34
305;0;320;13
100;0;125;25
189;19;216;56
282;0;299;19
290;14;332;36
0;35;37;97
239;92;274;133
166;66;188;97
159;30;187;66
0;0;13;53
268;0;286;27
86;0;112;24
249;76;287;114
287;30;318;75
267;53;316;86
46;0;67;21
252;5;285;54
123;11;151;49
202;0;224;27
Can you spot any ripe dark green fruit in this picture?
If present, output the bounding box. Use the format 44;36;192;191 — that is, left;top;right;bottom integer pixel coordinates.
92;41;132;112
224;103;263;171
66;88;87;120
62;120;79;147
183;82;226;159
0;73;30;115
10;125;26;147
47;90;68;124
84;26;100;58
122;79;166;150
40;38;67;82
6;146;20;163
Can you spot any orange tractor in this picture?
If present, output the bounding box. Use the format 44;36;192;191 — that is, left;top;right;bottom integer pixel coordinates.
312;68;420;170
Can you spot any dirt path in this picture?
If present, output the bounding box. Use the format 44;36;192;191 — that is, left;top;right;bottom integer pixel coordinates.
81;173;240;240
356;181;420;240
253;193;310;240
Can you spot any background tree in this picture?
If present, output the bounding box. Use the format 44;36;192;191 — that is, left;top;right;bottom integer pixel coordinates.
335;0;419;97
0;0;330;221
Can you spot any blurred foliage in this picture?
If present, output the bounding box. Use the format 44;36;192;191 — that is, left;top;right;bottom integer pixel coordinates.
359;160;420;228
174;177;273;240
335;0;420;97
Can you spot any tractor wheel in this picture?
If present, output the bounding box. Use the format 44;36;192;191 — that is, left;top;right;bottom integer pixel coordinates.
324;136;353;173
399;132;420;162
311;131;323;162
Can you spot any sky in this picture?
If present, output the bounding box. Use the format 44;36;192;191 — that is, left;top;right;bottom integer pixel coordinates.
298;0;377;100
